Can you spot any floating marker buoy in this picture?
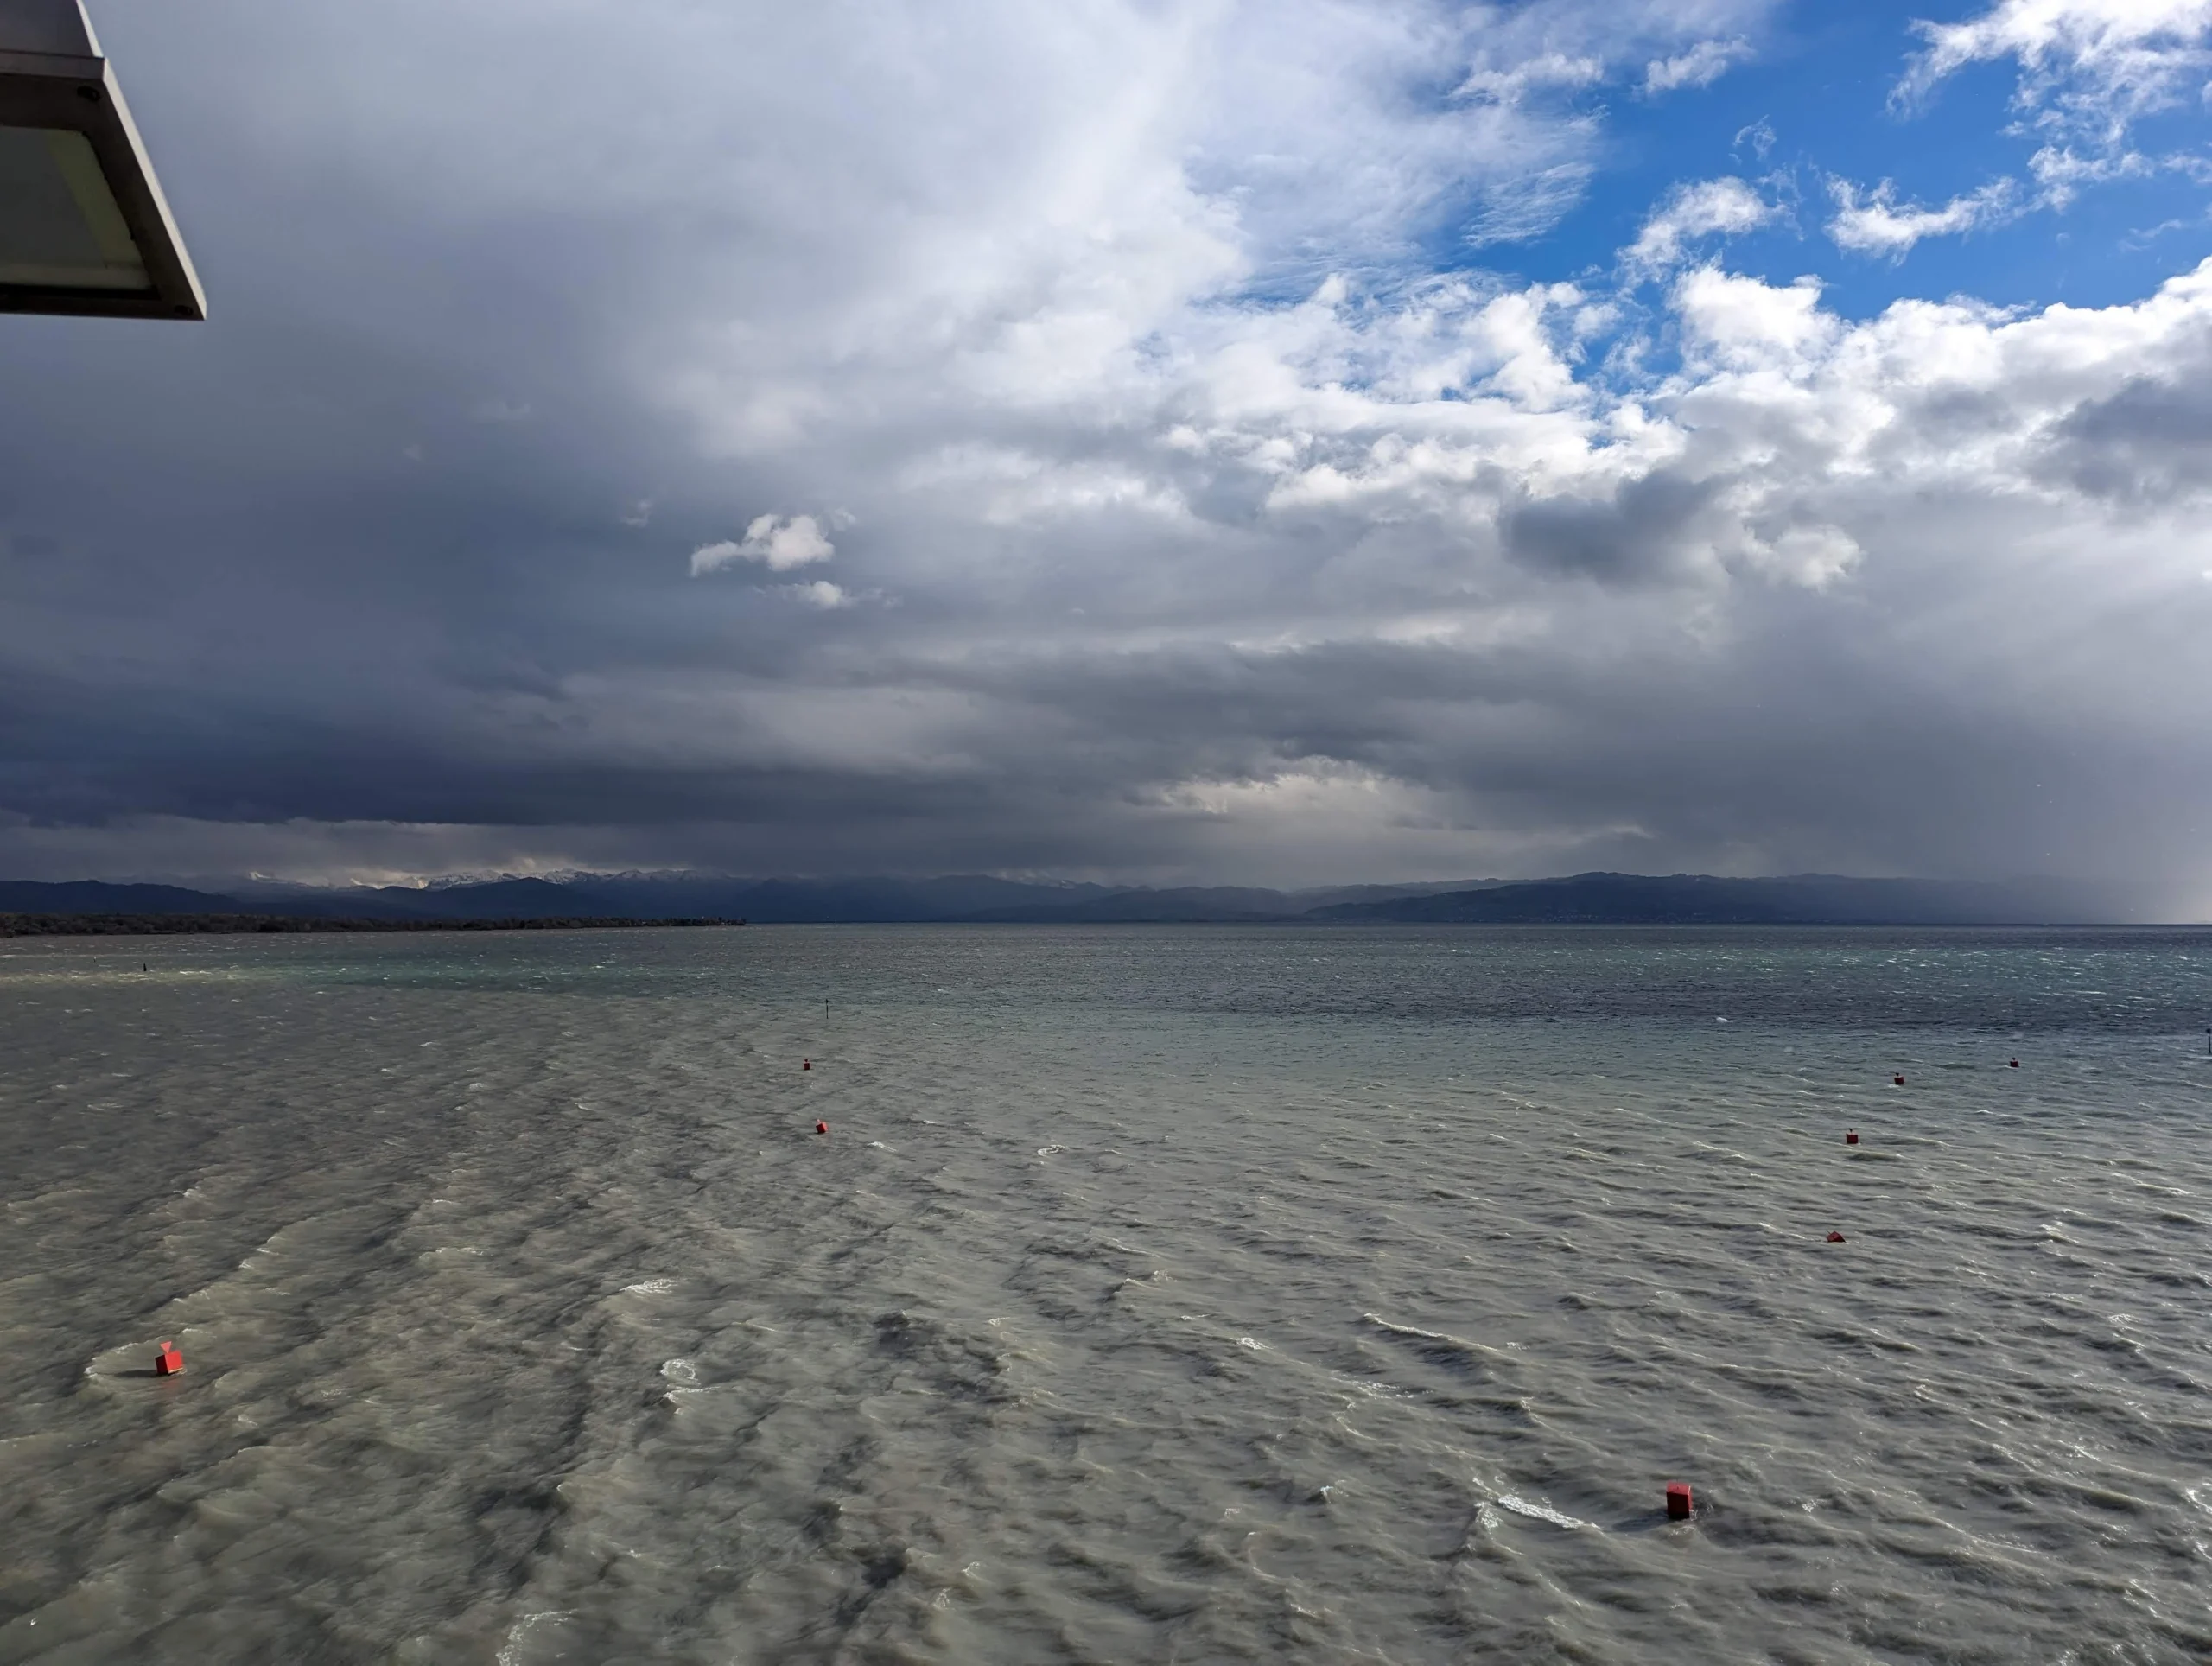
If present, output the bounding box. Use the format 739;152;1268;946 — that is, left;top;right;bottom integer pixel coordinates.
1665;1481;1693;1520
815;1120;828;1135
1827;1230;1846;1243
153;1340;183;1377
2009;1059;2019;1068
1893;1074;1904;1086
1845;1129;1859;1145
802;1059;810;1071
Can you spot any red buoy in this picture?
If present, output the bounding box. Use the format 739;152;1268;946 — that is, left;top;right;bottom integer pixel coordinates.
802;1058;810;1071
153;1340;183;1377
815;1120;828;1135
1826;1230;1846;1243
2009;1059;2018;1068
1893;1074;1904;1086
1665;1481;1693;1520
1845;1129;1859;1145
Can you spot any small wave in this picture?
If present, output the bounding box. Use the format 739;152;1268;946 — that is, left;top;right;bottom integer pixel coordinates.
623;1278;675;1295
1363;1313;1500;1372
1363;1314;1454;1344
1335;1375;1417;1401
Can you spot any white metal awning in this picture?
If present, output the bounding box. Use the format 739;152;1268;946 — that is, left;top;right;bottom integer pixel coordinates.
0;0;203;319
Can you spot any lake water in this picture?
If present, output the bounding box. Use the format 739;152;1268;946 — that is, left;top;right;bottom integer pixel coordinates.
2;925;2209;1663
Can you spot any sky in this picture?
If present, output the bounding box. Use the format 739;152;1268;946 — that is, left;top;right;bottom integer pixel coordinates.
4;0;2212;901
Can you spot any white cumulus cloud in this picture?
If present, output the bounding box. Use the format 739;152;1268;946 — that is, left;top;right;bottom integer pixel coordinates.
1643;37;1752;94
1456;50;1605;105
1898;0;2212;149
1827;176;2019;255
690;512;836;575
778;580;851;609
2030;142;2155;205
1623;177;1773;274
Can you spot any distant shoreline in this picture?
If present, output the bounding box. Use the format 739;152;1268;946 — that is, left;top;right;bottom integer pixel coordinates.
0;914;745;938
0;871;2177;928
3;914;2196;938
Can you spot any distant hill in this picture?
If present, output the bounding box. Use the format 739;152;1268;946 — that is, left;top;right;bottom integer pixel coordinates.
1306;872;2151;925
961;885;1294;923
232;874;1486;924
0;874;1462;925
0;871;2164;926
0;881;256;916
0;913;734;937
244;874;1124;923
1284;880;1506;911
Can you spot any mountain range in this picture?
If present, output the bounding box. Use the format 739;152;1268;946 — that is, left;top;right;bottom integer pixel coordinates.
0;872;2170;925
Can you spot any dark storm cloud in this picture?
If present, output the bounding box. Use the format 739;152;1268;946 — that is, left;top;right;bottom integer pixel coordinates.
2039;376;2212;506
1502;472;1716;582
0;0;2206;905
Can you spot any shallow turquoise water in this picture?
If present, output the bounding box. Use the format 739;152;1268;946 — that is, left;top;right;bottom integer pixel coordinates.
1;925;2209;1663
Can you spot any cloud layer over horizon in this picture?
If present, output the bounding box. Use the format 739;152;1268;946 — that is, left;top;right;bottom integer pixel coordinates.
3;0;2212;907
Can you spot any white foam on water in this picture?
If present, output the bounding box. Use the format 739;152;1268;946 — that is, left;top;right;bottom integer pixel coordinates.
497;1609;574;1666
1336;1374;1417;1401
1492;1494;1592;1530
1362;1313;1452;1343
